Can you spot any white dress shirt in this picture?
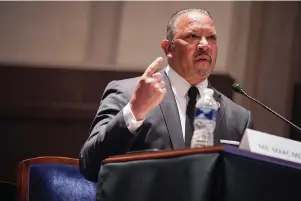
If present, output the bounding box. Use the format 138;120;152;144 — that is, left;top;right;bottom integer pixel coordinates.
165;66;208;139
123;66;208;139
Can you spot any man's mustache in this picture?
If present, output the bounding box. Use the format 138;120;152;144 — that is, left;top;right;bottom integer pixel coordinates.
195;49;212;62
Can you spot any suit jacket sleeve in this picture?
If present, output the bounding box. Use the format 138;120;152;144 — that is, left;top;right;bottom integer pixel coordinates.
79;80;136;182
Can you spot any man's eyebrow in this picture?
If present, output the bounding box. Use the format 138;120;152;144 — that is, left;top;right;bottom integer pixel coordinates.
187;29;217;35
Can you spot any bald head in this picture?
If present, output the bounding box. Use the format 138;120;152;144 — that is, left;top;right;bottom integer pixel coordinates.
166;8;212;42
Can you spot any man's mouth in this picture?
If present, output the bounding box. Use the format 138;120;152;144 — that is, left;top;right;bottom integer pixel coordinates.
194;55;211;62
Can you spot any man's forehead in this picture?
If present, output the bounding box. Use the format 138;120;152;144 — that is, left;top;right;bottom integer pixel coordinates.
175;11;215;29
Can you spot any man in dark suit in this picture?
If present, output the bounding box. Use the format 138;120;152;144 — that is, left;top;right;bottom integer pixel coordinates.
79;8;253;182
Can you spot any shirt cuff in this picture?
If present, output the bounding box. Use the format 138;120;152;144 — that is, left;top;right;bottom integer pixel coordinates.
123;103;144;134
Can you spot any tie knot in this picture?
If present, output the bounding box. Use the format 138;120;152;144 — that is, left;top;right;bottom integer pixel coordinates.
188;86;199;103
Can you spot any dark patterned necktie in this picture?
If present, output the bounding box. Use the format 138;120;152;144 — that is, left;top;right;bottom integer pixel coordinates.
185;86;199;148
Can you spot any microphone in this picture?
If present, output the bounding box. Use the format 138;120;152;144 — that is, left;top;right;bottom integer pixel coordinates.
232;83;301;132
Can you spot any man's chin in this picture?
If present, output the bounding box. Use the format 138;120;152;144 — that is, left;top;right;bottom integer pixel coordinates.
193;65;212;78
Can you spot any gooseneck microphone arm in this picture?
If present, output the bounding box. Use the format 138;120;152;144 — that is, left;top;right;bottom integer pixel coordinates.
232;83;301;132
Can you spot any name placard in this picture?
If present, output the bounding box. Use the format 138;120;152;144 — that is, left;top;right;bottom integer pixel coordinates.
239;129;301;164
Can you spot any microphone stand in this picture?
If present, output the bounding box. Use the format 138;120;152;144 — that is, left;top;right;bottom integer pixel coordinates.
233;83;301;132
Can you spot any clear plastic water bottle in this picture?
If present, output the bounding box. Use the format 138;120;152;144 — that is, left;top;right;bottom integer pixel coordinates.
191;88;218;148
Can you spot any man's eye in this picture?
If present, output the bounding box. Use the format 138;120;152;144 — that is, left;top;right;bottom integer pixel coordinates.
188;34;198;38
207;35;217;40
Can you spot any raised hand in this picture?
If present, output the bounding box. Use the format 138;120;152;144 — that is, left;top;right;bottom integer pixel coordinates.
130;57;166;120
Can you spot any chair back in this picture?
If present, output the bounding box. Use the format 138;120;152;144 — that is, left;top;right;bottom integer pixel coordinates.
17;156;97;201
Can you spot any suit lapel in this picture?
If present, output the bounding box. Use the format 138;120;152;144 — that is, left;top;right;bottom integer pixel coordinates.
208;82;226;145
159;71;185;149
157;73;225;148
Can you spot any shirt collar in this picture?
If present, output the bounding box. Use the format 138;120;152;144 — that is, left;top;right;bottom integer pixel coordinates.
165;65;208;97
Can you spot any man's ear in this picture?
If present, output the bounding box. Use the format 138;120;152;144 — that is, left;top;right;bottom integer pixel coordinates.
161;40;173;59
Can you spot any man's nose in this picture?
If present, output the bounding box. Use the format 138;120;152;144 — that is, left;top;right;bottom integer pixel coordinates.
197;37;210;50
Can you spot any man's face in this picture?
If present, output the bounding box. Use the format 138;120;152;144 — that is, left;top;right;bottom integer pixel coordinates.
164;12;218;85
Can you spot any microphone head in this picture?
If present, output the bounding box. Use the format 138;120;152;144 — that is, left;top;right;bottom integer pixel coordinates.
232;83;244;94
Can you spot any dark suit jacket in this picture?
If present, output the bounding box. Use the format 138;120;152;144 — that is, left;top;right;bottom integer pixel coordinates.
79;70;253;182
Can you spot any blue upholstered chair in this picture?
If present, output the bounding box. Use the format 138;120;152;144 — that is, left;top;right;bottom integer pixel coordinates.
17;156;97;201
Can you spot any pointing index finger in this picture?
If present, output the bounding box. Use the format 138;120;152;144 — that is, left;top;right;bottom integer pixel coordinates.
144;57;165;77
